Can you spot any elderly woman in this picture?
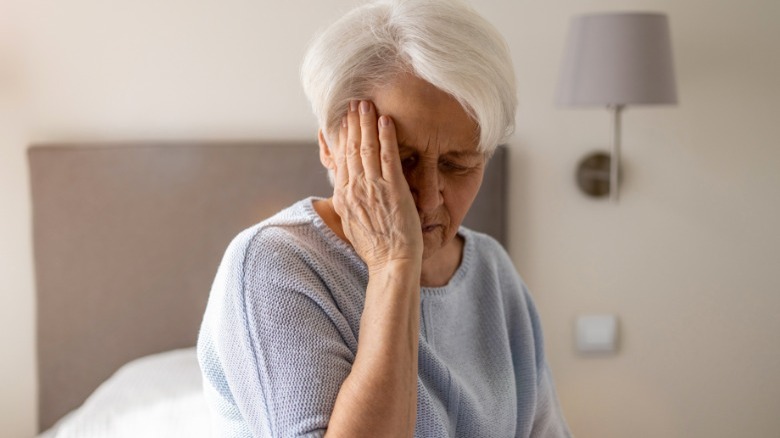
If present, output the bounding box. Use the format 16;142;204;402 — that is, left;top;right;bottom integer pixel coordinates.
198;0;570;436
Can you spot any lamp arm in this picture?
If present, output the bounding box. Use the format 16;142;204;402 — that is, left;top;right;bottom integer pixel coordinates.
610;104;625;203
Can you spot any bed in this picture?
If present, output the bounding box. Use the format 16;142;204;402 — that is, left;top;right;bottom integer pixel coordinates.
29;141;508;436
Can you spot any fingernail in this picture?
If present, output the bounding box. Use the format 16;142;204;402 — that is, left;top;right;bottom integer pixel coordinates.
341;116;347;128
350;100;358;112
359;101;370;114
379;115;390;127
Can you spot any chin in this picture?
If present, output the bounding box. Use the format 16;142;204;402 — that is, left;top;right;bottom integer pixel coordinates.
421;227;450;260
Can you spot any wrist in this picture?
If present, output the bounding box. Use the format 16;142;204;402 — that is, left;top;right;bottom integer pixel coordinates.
367;256;422;278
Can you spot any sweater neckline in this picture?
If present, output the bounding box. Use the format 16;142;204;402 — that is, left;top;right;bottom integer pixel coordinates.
301;196;472;295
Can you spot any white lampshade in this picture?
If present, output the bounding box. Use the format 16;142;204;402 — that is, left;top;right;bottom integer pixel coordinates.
557;12;677;106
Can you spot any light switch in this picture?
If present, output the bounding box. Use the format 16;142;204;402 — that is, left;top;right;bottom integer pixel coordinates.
576;314;618;354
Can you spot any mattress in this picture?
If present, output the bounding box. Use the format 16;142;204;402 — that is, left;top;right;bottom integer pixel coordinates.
39;348;210;438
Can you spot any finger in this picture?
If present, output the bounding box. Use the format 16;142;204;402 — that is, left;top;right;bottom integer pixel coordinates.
346;100;364;181
334;116;349;188
378;115;403;183
359;100;381;181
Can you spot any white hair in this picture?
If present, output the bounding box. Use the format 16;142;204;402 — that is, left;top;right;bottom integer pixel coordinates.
300;0;517;156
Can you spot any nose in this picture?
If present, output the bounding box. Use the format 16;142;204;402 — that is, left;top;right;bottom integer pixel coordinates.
408;164;443;215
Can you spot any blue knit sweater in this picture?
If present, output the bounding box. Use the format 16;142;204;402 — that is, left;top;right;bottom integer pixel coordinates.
197;197;571;437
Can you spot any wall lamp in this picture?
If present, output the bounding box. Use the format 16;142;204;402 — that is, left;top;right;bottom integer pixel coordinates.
557;12;678;203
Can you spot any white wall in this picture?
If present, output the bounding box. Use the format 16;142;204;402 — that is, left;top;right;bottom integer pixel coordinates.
2;0;779;436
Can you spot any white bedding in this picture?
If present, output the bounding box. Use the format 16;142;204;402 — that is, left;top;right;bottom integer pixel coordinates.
39;347;211;438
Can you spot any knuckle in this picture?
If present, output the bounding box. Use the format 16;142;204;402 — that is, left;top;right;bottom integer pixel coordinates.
360;142;376;156
380;152;397;164
346;141;361;156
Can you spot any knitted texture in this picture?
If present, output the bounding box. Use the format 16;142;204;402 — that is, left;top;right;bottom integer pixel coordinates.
197;197;571;437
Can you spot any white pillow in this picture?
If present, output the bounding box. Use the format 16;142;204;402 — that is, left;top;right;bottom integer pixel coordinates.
40;347;211;438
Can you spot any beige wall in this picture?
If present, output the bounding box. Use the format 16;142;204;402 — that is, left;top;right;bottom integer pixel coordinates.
2;0;778;436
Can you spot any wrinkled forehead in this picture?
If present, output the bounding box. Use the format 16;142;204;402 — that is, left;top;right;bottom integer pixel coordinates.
372;75;479;155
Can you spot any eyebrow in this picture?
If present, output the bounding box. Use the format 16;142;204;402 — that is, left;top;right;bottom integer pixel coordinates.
443;150;483;159
397;144;482;158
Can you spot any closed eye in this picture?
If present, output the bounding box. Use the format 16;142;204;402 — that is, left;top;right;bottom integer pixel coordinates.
439;160;470;172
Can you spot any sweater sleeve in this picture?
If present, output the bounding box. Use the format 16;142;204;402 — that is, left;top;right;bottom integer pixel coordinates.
523;287;572;438
197;225;356;438
488;234;572;437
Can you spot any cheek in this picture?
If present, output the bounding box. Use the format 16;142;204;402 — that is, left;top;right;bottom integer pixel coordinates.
442;173;484;225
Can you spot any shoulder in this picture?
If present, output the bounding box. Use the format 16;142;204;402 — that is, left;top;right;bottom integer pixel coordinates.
206;199;334;311
460;226;535;315
220;199;318;269
461;227;517;277
203;198;356;342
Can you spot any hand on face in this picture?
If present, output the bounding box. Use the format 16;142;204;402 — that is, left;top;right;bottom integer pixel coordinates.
330;100;423;270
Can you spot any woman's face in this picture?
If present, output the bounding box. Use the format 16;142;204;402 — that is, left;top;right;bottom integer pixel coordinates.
372;74;486;261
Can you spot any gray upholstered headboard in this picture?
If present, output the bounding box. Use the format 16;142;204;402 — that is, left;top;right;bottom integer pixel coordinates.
29;141;507;432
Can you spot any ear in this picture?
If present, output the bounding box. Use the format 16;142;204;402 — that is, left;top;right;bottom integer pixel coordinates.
317;129;335;170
